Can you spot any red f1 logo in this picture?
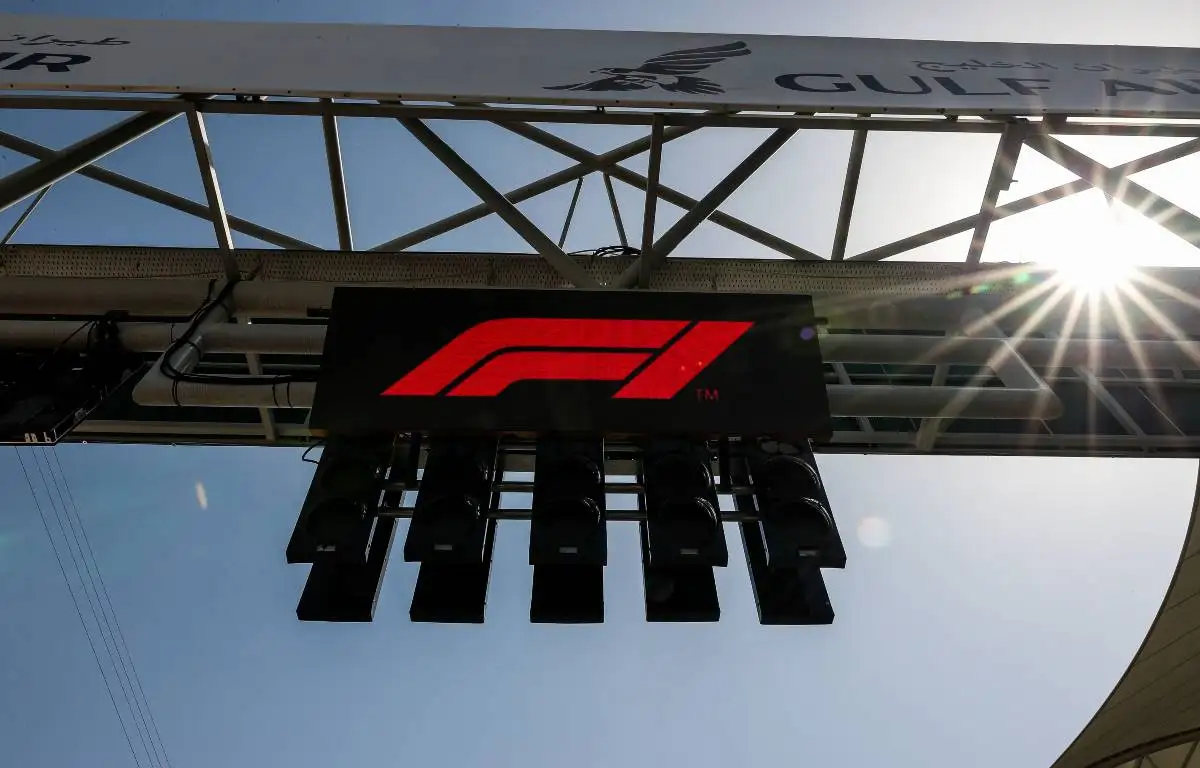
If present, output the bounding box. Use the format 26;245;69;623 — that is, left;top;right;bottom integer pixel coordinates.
381;318;753;399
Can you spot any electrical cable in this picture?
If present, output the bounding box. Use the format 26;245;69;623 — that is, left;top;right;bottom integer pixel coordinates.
301;440;325;465
48;448;174;768
13;447;143;768
30;449;160;768
157;276;318;386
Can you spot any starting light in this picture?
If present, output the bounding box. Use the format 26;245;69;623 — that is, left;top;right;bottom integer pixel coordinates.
283;433;844;626
640;439;726;622
529;436;607;623
640;525;721;622
288;436;393;565
744;439;845;569
404;437;498;564
407;437;500;623
737;438;843;626
409;527;497;624
642;439;728;567
293;435;400;622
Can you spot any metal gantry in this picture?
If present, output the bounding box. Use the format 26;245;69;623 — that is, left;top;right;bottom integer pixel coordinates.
0;93;1198;454
2;29;1200;768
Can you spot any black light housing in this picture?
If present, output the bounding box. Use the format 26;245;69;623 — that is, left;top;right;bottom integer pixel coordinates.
528;436;607;623
529;436;607;566
403;437;498;564
287;436;393;565
295;434;408;622
409;520;497;624
641;438;728;568
531;564;604;624
639;438;724;622
735;438;840;626
406;436;500;623
744;438;846;569
740;521;834;625
639;524;720;622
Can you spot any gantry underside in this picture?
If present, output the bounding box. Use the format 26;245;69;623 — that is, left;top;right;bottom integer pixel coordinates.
1;94;1199;454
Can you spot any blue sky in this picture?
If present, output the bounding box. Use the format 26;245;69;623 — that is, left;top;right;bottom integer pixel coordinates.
2;1;1199;767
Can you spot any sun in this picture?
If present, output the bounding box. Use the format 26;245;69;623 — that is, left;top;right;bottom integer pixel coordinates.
1041;199;1140;295
1053;249;1134;294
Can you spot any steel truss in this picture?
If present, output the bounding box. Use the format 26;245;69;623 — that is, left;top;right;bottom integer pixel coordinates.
2;94;1200;455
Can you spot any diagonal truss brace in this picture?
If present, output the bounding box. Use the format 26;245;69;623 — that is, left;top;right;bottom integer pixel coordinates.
0;131;319;251
1025;132;1200;251
850;138;1200;262
617;127;798;288
966;121;1026;264
496;119;823;262
369;122;699;252
0;109;179;215
398;117;601;289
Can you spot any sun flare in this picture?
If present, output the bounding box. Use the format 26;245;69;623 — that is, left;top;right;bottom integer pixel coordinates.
1040;199;1140;295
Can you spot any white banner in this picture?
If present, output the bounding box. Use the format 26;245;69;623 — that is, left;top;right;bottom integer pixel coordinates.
2;14;1200;117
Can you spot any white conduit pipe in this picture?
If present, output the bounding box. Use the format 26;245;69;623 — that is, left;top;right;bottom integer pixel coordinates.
0;319;1078;419
1;319;1197;370
129;284;237;409
0;320;327;354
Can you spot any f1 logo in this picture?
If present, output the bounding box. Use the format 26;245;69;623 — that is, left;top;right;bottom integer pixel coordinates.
382;318;753;399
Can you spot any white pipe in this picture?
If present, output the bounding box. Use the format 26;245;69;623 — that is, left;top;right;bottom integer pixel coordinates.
130;284;235;407
121;377;1052;419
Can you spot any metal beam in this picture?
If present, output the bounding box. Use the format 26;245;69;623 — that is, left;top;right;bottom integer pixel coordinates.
0;185;51;245
966;122;1026;264
914;359;952;451
397;117;601;289
10;254;1200;336
184;107;273;438
618;127;798;289
496;119;822;262
184;108;238;277
850;138;1200;262
603;173;629;247
6;95;1200;136
369;124;697;252
831;362;874;435
0;130;319;251
558;177;583;249
1026;133;1200;251
0;110;178;214
321;100;354;250
639;117;665;289
240;317;278;442
831;128;868;261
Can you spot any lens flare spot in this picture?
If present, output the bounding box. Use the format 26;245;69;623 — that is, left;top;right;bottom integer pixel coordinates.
1044;201;1138;294
856;516;891;548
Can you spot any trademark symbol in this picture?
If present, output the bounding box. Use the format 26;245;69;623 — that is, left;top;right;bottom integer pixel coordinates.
695;387;720;402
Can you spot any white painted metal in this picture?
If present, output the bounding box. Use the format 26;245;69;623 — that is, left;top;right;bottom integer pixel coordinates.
2;15;1200;117
5;319;1200;370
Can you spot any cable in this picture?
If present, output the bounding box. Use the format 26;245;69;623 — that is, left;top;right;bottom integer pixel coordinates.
30;449;160;768
158;277;318;386
301;440;325;465
13;447;143;768
48;448;173;768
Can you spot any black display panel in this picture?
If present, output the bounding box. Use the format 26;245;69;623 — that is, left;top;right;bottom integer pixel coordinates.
310;287;830;438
